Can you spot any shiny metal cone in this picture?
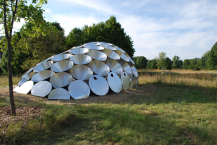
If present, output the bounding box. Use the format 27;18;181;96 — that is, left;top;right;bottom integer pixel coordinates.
107;72;122;93
31;81;52;97
114;46;125;53
97;42;116;50
103;49;120;60
116;50;129;62
34;61;53;72
88;60;110;76
68;80;90;99
18;72;36;86
48;88;70;99
69;47;89;54
70;65;93;80
129;57;135;65
84;43;104;50
70;54;92;65
119;59;133;76
106;58;123;74
121;72;130;90
89;75;109;96
51;60;73;72
52;53;72;61
22;67;35;78
32;70;55;82
131;66;138;77
88;50;107;61
14;81;34;94
50;72;74;88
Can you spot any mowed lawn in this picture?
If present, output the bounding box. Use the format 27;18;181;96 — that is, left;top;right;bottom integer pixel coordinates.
0;70;217;145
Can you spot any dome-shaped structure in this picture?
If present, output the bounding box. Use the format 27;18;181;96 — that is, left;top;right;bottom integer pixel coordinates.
14;42;138;100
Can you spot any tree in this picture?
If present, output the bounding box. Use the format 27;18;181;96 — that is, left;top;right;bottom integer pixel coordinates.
156;52;166;69
146;59;157;69
165;57;172;70
133;56;148;69
206;42;217;70
183;59;190;69
172;55;183;69
66;27;83;49
1;0;47;115
197;51;209;70
188;58;199;70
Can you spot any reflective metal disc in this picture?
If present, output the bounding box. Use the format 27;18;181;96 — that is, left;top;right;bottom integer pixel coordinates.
51;53;71;61
69;54;92;64
84;43;104;50
97;42;116;50
107;72;122;93
22;67;35;78
16;81;34;94
89;75;109;96
32;70;55;82
119;59;133;75
131;76;137;89
13;86;20;92
31;81;52;97
121;72;130;90
48;88;70;99
69;48;89;54
116;50;129;62
68;80;90;99
50;72;74;88
131;67;138;77
88;60;110;76
70;65;93;80
129;57;135;65
88;50;107;61
106;58;123;74
18;72;36;86
34;61;53;72
115;46;125;53
51;60;73;72
103;49;120;60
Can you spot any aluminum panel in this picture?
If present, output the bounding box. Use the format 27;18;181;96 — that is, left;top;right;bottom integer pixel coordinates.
69;48;89;54
50;72;74;88
68;80;90;99
48;88;70;99
131;67;138;77
15;81;34;94
89;75;109;96
107;72;122;93
121;72;130;90
13;86;20;92
88;50;107;61
116;50;129;62
129;57;135;65
32;70;55;82
18;72;36;86
22;67;35;78
103;49;120;60
70;65;93;80
106;58;123;74
34;61;53;72
88;60;110;76
51;53;71;61
51;60;73;72
69;54;92;65
97;42;116;50
114;46;125;53
84;43;104;50
119;59;133;76
31;81;52;97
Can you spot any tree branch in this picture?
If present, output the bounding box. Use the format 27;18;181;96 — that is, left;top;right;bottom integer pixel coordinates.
9;0;18;38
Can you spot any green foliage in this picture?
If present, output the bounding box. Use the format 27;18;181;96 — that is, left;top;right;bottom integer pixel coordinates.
188;58;200;70
183;59;190;69
172;55;183;69
156;52;166;69
206;42;217;70
146;59;157;69
133;56;148;69
165;57;172;70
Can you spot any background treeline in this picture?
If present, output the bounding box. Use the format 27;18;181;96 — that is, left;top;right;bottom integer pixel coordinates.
134;41;217;70
0;16;134;76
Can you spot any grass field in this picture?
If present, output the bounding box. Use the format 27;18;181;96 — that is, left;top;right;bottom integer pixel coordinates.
0;70;217;145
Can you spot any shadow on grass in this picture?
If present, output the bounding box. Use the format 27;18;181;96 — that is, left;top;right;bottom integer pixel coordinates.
1;104;216;144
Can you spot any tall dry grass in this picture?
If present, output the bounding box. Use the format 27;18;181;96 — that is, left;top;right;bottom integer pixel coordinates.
0;76;20;87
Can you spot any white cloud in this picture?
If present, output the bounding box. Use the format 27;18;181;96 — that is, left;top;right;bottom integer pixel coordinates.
44;9;50;13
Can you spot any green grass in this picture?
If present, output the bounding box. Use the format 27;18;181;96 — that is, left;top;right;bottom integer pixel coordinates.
0;70;217;144
0;75;20;87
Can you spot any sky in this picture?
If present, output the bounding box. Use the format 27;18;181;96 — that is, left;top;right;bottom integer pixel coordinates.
13;0;217;60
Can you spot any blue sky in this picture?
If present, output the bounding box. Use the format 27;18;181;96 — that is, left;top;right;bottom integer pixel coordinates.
15;0;217;60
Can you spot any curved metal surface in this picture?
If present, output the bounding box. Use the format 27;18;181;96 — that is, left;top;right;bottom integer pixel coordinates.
51;53;71;61
16;81;34;94
107;72;122;93
97;42;116;50
70;54;92;65
13;86;20;92
88;50;107;61
18;72;36;86
50;72;74;88
69;48;89;54
48;88;70;99
70;65;93;80
51;60;73;72
89;75;109;96
103;49;120;60
32;70;55;82
119;59;133;76
84;43;104;50
31;81;52;97
121;72;130;90
88;60;110;76
22;67;35;78
116;50;129;62
114;46;125;53
34;61;53;72
106;58;123;74
129;57;135;65
68;80;90;99
131;76;137;89
131;66;138;77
